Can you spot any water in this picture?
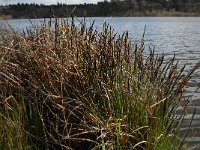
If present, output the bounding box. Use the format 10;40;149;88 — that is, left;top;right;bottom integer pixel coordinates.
2;17;199;60
1;17;200;148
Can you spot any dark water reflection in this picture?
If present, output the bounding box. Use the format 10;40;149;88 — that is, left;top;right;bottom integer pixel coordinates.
1;17;200;148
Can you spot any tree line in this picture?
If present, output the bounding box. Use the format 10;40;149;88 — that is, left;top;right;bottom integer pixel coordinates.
0;0;200;18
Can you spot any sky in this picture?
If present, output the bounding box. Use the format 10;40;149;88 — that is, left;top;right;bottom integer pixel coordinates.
0;0;101;5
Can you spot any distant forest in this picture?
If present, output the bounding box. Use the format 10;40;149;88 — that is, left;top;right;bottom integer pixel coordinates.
0;0;200;18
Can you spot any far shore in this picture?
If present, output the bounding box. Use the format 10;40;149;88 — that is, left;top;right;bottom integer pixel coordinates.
1;11;200;20
123;11;200;17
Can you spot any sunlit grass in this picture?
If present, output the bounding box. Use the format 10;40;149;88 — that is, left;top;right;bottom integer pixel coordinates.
0;18;199;149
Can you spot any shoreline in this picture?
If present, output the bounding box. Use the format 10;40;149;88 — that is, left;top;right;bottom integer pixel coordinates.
1;14;200;20
108;10;200;17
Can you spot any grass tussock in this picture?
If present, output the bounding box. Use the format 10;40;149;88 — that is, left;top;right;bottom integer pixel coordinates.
0;18;199;149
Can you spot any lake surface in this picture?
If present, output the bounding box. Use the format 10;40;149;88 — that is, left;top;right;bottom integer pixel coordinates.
1;17;200;148
2;17;200;55
2;17;200;62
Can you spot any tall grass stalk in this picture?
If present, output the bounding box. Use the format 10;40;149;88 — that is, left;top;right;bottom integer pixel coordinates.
0;18;199;149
